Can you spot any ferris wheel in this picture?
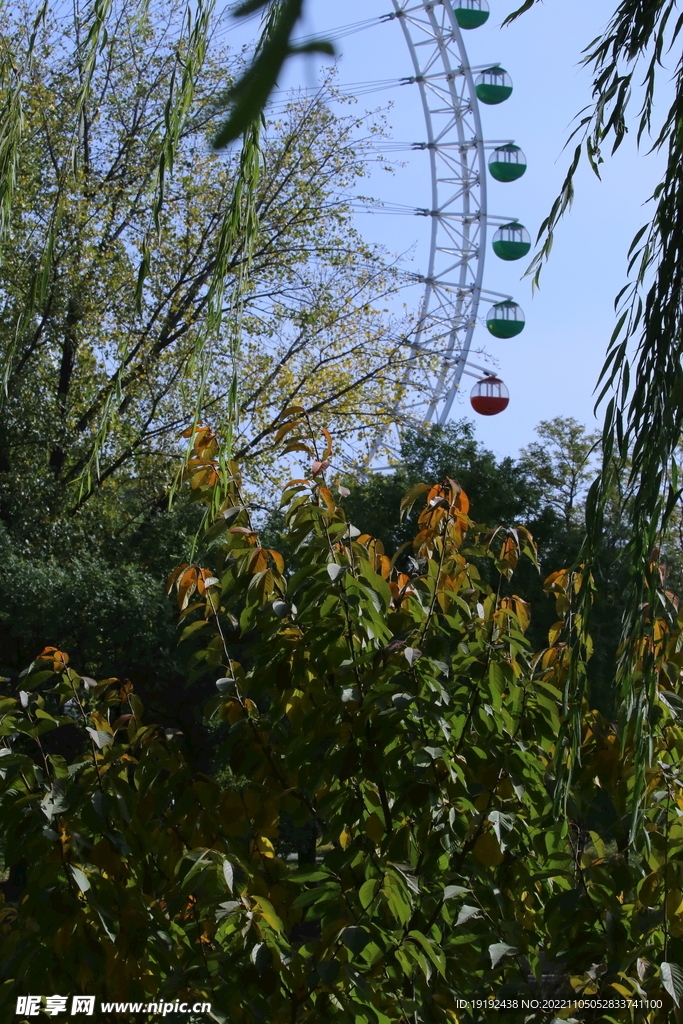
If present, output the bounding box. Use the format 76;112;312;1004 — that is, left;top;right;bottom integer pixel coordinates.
289;0;529;446
384;0;528;432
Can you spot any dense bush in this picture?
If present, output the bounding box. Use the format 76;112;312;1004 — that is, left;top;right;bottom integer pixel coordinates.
1;424;682;1023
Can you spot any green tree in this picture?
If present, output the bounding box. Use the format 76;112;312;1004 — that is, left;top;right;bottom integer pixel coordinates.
519;417;599;529
0;0;408;549
338;420;543;558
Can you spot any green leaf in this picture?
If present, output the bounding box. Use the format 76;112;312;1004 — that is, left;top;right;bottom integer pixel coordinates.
407;930;446;976
340;926;370;954
456;905;481;926
359;878;381;910
86;727;114;749
382;873;411;926
288;866;333;882
661;962;683;1007
327;563;347;582
223;860;234;892
444;885;470;899
489;942;519;969
289;40;335;56
180;619;211;642
41;780;69;820
70;865;91;893
400;482;430;517
252;896;283;932
291;884;340;909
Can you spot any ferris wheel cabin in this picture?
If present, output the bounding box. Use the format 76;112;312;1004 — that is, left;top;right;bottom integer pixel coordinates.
486;300;525;339
488;144;527;182
475;67;513;105
470;377;510;416
453;0;490;30
492;222;531;261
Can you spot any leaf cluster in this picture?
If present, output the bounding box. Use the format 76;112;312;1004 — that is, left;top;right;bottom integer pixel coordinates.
3;424;683;1022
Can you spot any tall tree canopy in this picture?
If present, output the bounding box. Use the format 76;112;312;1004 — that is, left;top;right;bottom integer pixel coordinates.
0;0;411;545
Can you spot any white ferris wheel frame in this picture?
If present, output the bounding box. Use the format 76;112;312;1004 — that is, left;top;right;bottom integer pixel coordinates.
382;0;505;433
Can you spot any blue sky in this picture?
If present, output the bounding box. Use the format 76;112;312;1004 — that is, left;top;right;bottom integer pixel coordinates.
238;0;668;459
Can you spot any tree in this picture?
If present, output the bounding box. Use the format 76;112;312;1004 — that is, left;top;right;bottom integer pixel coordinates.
337;420;543;558
500;0;683;807
518;418;599;529
0;0;409;548
2;423;683;1022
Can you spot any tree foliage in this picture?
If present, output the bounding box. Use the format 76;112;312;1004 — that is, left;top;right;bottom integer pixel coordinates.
501;0;683;820
0;0;410;542
2;424;683;1023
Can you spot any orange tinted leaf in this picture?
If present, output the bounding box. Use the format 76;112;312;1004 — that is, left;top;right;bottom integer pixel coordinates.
512;596;531;632
38;648;69;672
318;486;336;514
269;550;285;574
283;442;314;456
196;568;219;595
273;420;299;444
453;487;469;515
178;567;198;610
166;563;188;593
283;479;311;490
248;548;268;574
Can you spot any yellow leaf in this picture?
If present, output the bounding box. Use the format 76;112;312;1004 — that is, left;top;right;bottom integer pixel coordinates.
548;621;564;646
666;889;683;920
248;548;268;574
609;983;633;998
91;711;113;736
269;549;285;574
252;896;283;930
272;420;299;444
365;812;385;845
340;829;352;850
318;487;336;515
250;836;276;860
512;595;531;632
472;831;504;867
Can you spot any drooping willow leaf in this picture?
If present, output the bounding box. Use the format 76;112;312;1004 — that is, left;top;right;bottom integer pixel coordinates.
212;0;333;150
503;0;683;827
